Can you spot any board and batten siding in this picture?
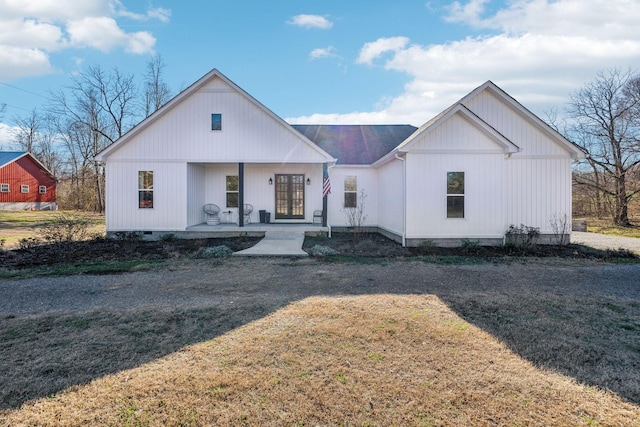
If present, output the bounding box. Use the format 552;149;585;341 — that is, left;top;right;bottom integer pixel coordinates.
376;159;405;237
327;167;378;228
505;158;572;233
464;88;575;233
405;152;505;239
463;90;570;157
106;77;328;164
105;161;187;231
187;164;206;227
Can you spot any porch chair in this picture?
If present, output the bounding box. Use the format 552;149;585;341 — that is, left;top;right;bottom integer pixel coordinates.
203;203;220;225
242;204;253;224
313;210;323;225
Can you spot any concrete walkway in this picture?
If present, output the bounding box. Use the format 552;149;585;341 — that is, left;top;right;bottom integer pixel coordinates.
572;231;640;254
233;227;309;257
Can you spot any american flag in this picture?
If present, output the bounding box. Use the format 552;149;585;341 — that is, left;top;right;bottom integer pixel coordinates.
322;173;331;196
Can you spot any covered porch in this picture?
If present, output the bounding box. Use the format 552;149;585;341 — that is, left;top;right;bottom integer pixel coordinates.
186;161;330;229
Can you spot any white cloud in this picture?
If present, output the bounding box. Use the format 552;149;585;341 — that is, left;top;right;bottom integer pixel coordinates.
67;17;155;54
0;1;169;81
356;37;410;66
289;0;640;126
0;46;55;81
0;122;19;149
288;14;333;29
445;0;490;27
310;46;337;60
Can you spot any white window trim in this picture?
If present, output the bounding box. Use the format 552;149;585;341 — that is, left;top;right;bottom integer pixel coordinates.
446;171;465;219
39;185;47;194
21;184;29;194
0;183;8;193
344;176;357;208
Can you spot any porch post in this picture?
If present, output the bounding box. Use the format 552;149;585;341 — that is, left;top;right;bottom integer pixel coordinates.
238;162;244;227
322;163;328;227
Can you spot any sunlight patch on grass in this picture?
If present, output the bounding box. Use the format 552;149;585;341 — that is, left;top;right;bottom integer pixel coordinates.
2;295;638;426
580;217;640;238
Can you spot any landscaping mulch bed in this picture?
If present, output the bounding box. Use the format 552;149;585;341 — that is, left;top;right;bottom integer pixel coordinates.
304;232;639;260
1;232;637;271
0;236;262;269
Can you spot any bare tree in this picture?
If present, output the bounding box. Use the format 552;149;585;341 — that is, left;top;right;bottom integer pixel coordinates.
48;65;140;212
567;68;640;226
144;55;172;117
11;109;40;153
10;109;61;176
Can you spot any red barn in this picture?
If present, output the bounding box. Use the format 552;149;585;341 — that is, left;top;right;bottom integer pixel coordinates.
0;152;57;210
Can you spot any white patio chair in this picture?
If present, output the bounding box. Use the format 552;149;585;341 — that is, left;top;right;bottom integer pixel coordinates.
203;203;220;225
242;204;253;224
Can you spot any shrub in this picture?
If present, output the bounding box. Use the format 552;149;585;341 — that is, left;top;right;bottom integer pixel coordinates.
40;212;92;243
192;245;233;259
460;239;482;255
505;224;540;248
18;237;41;250
307;244;338;257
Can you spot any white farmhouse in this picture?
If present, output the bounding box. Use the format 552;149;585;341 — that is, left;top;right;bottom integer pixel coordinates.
96;69;584;246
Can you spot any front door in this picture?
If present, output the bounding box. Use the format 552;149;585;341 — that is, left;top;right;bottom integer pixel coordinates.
275;174;305;219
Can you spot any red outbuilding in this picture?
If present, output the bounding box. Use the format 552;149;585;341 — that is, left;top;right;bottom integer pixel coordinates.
0;152;57;210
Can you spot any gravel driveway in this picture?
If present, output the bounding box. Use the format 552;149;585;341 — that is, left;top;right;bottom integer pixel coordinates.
572;231;640;253
1;257;639;317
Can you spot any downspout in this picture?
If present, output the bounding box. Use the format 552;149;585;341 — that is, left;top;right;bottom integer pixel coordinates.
395;153;406;247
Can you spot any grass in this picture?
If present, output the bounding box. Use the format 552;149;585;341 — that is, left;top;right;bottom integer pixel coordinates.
1;292;639;426
0;259;163;279
579;216;640;238
0;210;105;247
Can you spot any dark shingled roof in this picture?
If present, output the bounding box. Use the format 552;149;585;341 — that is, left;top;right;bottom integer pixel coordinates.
292;125;418;165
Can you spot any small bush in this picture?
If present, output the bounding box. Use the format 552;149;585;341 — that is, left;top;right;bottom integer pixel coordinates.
192;245;233;259
112;231;142;241
18;237;41;250
460;239;482;255
307;244;338;257
505;224;540;248
40;212;92;243
160;233;177;242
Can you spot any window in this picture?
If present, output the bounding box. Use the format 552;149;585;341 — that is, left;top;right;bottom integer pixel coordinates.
138;171;153;208
39;185;47;194
446;172;465;218
0;184;8;193
344;176;357;208
21;185;29;194
226;175;238;207
211;113;222;131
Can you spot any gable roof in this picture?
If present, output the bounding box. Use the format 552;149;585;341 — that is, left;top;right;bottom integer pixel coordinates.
460;81;585;159
374;103;520;167
0;151;25;168
0;151;57;179
96;69;336;162
292;125;417;165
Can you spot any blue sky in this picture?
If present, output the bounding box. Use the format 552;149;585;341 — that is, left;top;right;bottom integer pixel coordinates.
2;0;640;144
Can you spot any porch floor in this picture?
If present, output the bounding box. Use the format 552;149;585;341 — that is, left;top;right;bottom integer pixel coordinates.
185;223;329;256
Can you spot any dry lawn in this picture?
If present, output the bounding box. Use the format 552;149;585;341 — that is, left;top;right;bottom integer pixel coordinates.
578;216;640;238
2;294;639;426
0;210;105;247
